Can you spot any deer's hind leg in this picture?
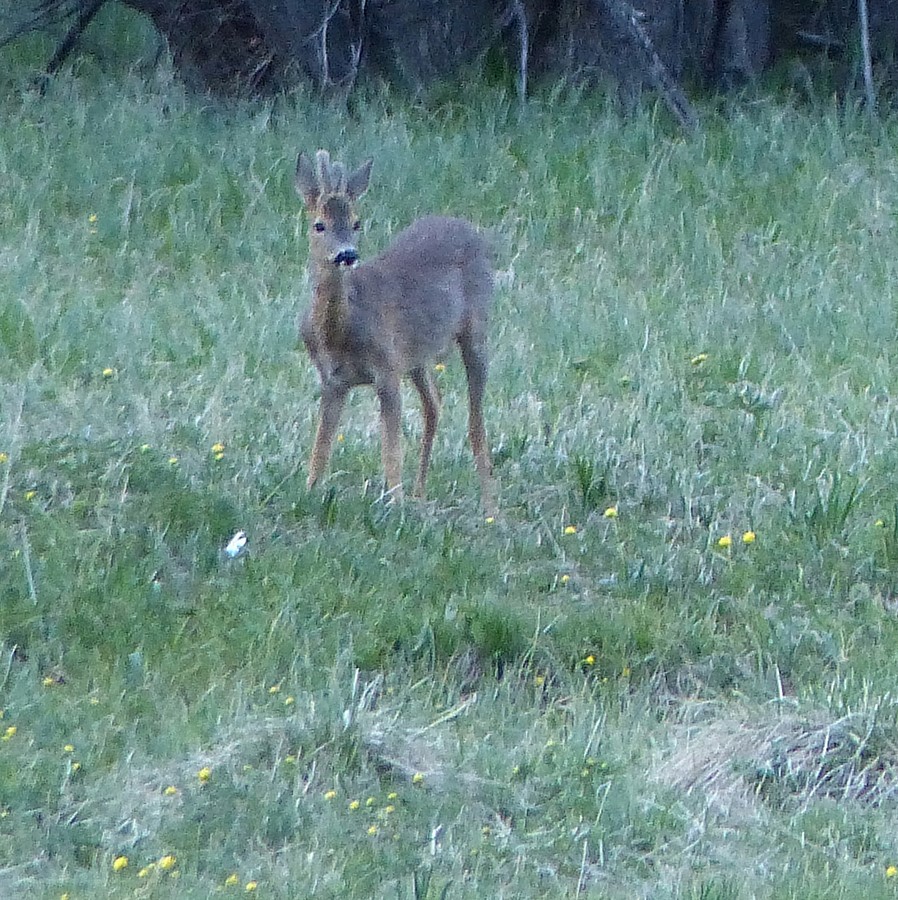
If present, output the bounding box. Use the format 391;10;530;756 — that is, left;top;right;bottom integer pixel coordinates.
376;374;405;501
458;331;495;515
410;366;441;499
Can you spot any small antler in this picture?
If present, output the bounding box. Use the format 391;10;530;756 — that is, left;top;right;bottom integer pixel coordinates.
314;149;332;193
331;162;346;193
296;149;372;210
314;149;349;195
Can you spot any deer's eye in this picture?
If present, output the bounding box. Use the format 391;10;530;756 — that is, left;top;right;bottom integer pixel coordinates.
314;221;326;233
352;220;361;231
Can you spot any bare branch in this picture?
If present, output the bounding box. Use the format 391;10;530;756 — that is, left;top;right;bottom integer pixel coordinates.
858;0;876;115
595;0;698;132
502;0;528;101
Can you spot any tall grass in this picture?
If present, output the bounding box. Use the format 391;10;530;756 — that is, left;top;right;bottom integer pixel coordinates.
4;14;898;898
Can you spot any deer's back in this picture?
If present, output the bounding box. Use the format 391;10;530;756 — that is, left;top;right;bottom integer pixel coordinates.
348;216;492;369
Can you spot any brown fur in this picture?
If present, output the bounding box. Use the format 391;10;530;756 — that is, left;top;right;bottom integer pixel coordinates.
295;150;495;512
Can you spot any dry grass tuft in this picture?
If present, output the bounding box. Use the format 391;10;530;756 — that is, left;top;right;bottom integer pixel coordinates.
359;695;482;789
653;701;898;818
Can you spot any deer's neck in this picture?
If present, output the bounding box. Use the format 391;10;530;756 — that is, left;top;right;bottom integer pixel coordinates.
311;262;351;342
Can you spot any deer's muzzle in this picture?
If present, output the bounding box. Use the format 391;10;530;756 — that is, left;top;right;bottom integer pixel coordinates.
333;248;359;267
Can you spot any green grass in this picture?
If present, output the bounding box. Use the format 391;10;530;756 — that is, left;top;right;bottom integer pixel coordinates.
5;17;898;899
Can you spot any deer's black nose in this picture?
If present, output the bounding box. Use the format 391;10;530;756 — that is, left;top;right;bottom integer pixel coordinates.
334;248;358;267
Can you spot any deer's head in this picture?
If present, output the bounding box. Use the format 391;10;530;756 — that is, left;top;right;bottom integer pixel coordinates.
295;150;373;269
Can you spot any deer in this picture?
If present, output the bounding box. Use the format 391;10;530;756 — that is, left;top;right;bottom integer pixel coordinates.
294;149;496;514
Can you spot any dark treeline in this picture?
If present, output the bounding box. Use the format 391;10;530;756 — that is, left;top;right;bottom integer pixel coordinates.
4;1;897;123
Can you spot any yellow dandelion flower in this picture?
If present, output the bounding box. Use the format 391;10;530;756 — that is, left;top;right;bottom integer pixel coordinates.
42;676;56;687
621;666;631;677
887;865;898;879
691;353;708;366
211;442;225;454
560;574;570;585
284;755;296;764
88;213;98;224
603;505;618;518
284;696;295;706
349;799;360;810
324;789;337;800
168;456;178;466
268;684;281;694
0;452;8;464
534;674;545;687
716;535;732;549
387;791;398;801
876;519;885;527
336;433;345;443
214;452;225;461
583;654;596;666
112;855;129;872
63;744;75;753
485;516;495;524
384;804;396;814
3;725;17;740
163;785;178;796
367;825;378;836
102;367;115;378
198;766;212;783
138;867;151;878
61;894;70;900
366;797;376;807
71;762;81;772
742;530;756;544
158;855;176;871
434;363;446;372
140;444;151;453
563;525;577;535
245;882;258;892
412;772;424;785
225;873;240;886
24;490;36;501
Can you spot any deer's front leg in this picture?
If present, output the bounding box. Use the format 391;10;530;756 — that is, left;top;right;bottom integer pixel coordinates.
376;376;404;501
307;379;350;490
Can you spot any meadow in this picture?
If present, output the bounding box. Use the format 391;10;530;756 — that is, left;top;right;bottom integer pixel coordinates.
4;14;898;900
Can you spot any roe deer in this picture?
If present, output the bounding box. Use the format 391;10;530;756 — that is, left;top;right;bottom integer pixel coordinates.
294;149;495;512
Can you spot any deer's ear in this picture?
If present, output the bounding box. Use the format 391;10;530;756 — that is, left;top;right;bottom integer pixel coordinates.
346;158;373;202
295;153;320;209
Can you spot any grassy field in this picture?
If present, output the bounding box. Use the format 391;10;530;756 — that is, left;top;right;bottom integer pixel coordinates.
5;15;898;900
